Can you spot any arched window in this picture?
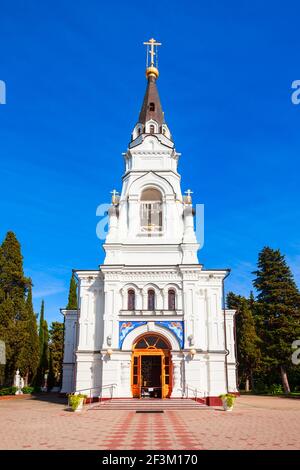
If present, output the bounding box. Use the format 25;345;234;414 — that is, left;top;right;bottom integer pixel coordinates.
149;102;155;111
140;188;162;233
168;289;176;310
128;289;135;310
148;289;155;310
134;334;170;350
149;124;155;134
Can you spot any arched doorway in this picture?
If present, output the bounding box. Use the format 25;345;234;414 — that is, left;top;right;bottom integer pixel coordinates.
131;333;172;399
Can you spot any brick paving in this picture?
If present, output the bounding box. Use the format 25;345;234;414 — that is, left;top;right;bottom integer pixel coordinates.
0;394;300;450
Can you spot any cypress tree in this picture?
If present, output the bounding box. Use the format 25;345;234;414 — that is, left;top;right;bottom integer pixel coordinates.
253;247;300;393
49;322;64;387
66;274;77;310
42;319;49;372
47;349;55;391
0;297;16;384
0;232;28;384
16;284;40;384
36;300;49;387
227;292;261;391
39;300;45;356
0;231;27;300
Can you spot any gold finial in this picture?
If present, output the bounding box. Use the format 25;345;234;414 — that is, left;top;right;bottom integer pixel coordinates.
143;38;162;79
184;189;193;205
110;189;119;206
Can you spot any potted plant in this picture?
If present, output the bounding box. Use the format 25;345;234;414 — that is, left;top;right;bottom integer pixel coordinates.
68;394;87;412
219;393;236;411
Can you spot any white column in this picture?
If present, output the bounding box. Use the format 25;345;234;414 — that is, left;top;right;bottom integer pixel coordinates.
128;196;139;238
106;206;119;242
172;358;183;397
163;288;168;310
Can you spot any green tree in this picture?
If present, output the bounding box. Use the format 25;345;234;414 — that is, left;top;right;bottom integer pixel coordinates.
36;300;49;387
227;292;261;391
47;349;55;391
38;300;45;355
253;247;300;393
0;231;27;301
0;232;29;384
48;321;64;388
17;284;40;385
66;274;77;310
0;297;16;385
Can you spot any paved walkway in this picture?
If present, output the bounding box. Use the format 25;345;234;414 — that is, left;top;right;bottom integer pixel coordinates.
1;395;300;450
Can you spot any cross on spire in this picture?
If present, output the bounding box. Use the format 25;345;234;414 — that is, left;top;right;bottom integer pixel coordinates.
184;189;193;205
143;38;162;68
185;189;193;198
110;189;119;205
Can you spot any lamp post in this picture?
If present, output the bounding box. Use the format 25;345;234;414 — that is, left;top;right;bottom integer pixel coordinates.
189;349;196;358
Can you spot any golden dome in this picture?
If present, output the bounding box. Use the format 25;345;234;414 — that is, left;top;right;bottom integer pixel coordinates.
146;66;159;79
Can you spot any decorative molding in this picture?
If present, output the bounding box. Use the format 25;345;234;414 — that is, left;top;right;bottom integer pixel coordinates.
155;321;184;349
119;321;147;349
119;309;183;317
131;151;171;155
104;271;182;281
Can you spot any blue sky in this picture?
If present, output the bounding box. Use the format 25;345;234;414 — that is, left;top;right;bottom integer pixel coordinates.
1;1;299;324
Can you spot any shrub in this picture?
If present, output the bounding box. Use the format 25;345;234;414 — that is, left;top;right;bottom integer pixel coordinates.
0;386;18;396
253;380;268;394
22;386;34;394
219;393;236;408
268;384;283;395
68;394;86;411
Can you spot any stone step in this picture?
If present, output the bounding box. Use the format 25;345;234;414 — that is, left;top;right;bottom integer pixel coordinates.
89;398;207;411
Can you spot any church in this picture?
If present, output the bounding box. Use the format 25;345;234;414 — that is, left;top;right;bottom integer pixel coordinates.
61;39;237;404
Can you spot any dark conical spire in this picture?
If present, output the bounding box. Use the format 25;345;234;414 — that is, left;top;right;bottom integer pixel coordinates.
138;74;164;127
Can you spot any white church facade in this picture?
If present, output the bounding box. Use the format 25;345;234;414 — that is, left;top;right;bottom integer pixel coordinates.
61;39;237;404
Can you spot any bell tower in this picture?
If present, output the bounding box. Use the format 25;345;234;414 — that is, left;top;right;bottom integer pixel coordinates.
104;38;199;265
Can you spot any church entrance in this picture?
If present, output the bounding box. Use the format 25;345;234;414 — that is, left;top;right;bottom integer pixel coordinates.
131;333;172;399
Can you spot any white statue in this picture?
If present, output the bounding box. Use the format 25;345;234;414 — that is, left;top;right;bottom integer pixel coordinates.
14;369;23;395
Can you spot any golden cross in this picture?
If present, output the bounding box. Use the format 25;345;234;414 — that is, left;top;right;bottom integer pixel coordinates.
143;38;162;67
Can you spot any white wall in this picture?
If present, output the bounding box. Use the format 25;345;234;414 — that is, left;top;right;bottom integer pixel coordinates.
60;310;77;394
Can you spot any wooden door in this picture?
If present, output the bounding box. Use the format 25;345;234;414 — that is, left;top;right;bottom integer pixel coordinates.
132;354;141;398
162;353;172;398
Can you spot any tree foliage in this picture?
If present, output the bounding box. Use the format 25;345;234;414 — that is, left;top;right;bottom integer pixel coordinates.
16;284;40;384
227;292;261;390
48;321;64;388
0;232;39;385
35;300;49;387
252;247;300;392
66;274;77;310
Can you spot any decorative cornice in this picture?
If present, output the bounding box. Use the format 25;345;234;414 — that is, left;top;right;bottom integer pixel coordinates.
131;150;171;155
103;271;181;281
119;309;183;317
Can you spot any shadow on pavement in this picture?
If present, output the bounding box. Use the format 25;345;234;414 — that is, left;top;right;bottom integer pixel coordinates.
30;393;68;405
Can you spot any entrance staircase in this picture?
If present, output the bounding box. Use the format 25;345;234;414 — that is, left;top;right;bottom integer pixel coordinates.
89;398;208;411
